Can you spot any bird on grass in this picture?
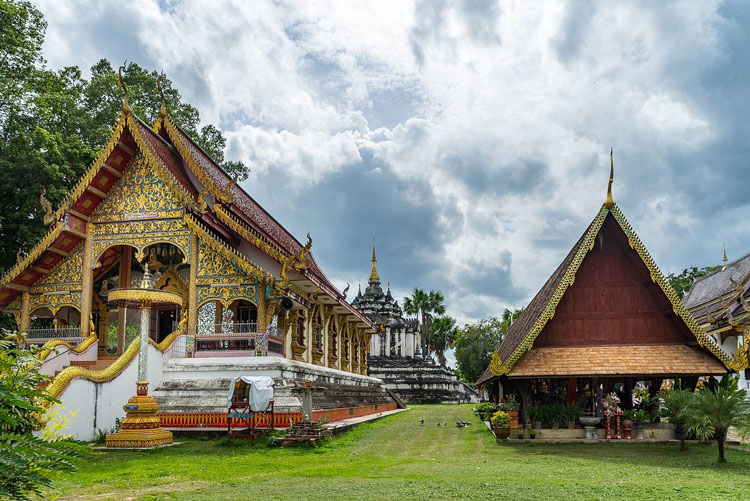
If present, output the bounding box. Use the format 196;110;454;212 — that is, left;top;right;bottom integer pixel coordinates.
419;419;424;425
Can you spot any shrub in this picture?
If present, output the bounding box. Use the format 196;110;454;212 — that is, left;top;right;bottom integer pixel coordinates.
527;403;543;424
564;404;580;423
499;395;520;411
474;402;497;422
490;411;510;428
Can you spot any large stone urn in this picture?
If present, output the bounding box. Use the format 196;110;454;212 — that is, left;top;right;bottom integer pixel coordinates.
579;415;601;440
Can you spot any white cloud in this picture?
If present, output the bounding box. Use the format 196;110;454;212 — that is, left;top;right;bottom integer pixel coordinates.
31;0;750;324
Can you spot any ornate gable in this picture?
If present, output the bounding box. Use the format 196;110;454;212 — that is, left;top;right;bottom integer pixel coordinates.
91;154;185;223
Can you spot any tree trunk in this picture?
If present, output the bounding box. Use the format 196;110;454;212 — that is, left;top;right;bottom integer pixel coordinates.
717;429;727;462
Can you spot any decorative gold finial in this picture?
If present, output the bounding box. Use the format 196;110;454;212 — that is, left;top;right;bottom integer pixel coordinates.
604;147;615;209
157;78;166;118
118;65;130;112
369;239;380;281
723;243;728;271
40;189;55;226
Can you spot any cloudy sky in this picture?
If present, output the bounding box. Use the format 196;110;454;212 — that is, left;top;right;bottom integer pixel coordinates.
33;0;750;327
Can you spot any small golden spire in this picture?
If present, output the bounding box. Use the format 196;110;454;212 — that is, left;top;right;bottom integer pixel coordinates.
157;78;166;118
604;147;615;209
118;64;130;113
723;243;728;271
369;239;380;281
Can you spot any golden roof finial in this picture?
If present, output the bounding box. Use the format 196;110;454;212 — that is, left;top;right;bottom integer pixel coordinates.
723;243;728;271
369;239;380;282
604;147;615;209
157;78;166;118
118;64;130;113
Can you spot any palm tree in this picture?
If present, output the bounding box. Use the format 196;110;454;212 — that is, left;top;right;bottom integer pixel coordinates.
428;316;457;366
403;288;446;360
684;374;750;462
658;389;694;451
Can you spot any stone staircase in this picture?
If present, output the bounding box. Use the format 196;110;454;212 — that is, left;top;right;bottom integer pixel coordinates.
152;377;231;414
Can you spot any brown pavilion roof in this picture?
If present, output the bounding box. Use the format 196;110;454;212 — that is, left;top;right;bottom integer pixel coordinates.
484;203;734;380
506;345;727;378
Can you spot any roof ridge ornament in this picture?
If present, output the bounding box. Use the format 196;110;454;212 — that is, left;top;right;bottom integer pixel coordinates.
157;78;166;119
604;147;615;209
118;64;130;113
723;243;728;271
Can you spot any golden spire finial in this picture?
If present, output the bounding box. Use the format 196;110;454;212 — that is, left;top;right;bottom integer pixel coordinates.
369;239;380;281
118;64;130;113
157;78;166;118
723;243;728;271
604;147;615;209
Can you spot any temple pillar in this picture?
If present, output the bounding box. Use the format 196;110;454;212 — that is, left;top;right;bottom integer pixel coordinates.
187;233;198;335
98;303;109;354
20;291;30;334
116;248;132;354
385;327;391;356
257;284;267;333
80;223;94;338
214;301;223;328
405;330;414;358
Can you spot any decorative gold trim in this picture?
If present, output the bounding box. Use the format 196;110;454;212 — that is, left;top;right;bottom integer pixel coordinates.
107;287;182;306
214;205;290;265
38;334;97;361
0;224;64;290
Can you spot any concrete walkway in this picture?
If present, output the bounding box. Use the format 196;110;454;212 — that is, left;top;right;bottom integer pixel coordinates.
326;407;410;435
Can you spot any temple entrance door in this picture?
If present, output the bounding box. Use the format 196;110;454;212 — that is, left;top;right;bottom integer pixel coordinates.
157;308;178;343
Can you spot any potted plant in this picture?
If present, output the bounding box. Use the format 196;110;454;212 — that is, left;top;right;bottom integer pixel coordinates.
501;395;520;428
550;404;565;430
633;409;648;439
491;410;511;440
565;404;580;429
622;410;635;439
528;427;537;439
528;403;543;430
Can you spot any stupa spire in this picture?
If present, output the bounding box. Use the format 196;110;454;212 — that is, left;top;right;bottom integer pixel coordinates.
369;239;380;282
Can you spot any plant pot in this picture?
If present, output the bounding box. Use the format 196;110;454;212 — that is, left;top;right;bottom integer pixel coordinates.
534;421;542;430
635;422;645;440
493;427;510;440
508;410;519;427
552;422;560;430
567;421;575;429
622;419;634;431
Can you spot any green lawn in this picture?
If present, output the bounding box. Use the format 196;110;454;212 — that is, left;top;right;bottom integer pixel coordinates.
49;405;750;500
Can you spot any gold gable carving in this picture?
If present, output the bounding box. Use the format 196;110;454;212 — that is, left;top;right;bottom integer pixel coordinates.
197;238;244;278
91;154;184;222
33;244;84;291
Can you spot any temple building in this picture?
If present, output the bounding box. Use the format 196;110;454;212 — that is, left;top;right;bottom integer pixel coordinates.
352;247;479;404
683;250;750;388
0;84;396;440
476;155;733;434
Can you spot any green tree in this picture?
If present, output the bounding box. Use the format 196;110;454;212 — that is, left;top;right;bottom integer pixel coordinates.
0;329;83;499
403;288;446;360
657;387;694;451
685;374;750;462
428;316;457;366
453;308;523;384
667;266;720;298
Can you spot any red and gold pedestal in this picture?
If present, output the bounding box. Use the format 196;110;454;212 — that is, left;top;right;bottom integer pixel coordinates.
105;382;173;448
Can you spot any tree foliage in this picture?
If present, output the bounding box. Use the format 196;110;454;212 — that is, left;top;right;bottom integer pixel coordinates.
0;330;84;499
0;0;249;281
453;308;523;384
666;265;720;298
403;288;446;361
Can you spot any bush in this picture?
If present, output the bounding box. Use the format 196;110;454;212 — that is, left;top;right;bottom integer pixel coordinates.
499;395;520;411
564;404;580;423
474;402;497;422
490;411;510;428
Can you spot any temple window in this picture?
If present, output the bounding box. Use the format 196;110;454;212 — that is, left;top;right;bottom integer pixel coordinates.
330;329;337;356
296;315;305;346
315;324;323;352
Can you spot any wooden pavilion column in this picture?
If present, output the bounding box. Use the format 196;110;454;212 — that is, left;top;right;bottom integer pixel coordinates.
80;223;94;338
116;248;132;354
97;303;109;354
187;233;198;336
19;291;30;333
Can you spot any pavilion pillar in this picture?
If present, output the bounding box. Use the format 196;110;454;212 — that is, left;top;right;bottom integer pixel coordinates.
187;233;198;336
566;377;577;404
116;248;132;354
518;379;532;424
214;301;223;328
649;378;663;399
681;377;699;392
80;223;94;338
622;379;634;410
19;291;30;334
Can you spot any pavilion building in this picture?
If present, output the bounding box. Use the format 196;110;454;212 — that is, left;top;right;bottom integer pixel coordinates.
0;87;396;440
351;247;479;403
476;156;731;423
682;250;750;388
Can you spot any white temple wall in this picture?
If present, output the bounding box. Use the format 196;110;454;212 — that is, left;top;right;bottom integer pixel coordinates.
405;332;414;358
39;339;99;377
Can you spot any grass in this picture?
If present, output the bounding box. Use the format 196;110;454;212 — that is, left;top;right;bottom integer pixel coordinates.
49;404;750;500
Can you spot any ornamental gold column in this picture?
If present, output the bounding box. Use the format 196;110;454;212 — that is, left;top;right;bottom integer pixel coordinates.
106;268;177;448
257;282;267;333
80;223;94;338
188;232;198;336
20;291;30;334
